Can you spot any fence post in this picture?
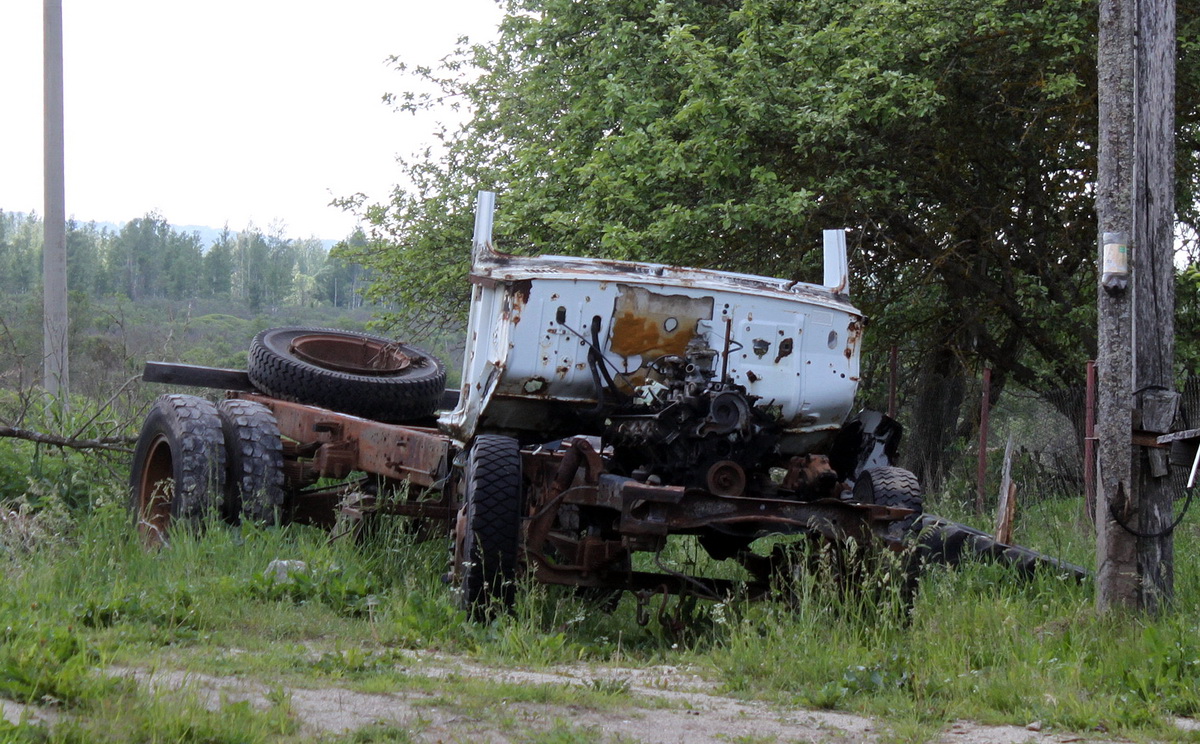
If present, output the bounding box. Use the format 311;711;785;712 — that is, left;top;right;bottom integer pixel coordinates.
976;367;992;515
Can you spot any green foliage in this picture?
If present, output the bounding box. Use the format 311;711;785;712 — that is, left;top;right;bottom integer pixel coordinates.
0;210;374;311
1180;262;1200;378
345;0;1200;480
248;562;386;619
0;393;129;512
0;627;112;706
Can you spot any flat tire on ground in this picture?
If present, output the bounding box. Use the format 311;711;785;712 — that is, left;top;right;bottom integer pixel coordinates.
247;326;446;423
217;399;286;525
129;394;226;546
455;435;523;620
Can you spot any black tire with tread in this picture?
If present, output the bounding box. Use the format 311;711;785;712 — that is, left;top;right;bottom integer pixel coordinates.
217;399;286;525
129;394;226;545
853;466;924;538
457;435;524;619
247;326;446;422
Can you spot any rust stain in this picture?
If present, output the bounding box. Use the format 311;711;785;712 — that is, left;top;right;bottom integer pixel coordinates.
610;312;691;357
511;279;533;307
844;325;860;357
774;337;794;364
608;285;714;358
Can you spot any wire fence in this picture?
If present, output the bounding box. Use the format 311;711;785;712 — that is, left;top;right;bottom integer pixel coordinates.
952;374;1200;512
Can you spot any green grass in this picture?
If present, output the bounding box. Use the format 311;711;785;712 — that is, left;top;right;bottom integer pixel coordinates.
4;484;1200;742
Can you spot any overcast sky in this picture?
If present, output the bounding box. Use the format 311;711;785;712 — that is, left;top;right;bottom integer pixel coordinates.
0;1;503;240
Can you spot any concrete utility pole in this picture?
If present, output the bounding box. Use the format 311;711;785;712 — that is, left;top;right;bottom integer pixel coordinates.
43;0;69;399
1095;0;1177;613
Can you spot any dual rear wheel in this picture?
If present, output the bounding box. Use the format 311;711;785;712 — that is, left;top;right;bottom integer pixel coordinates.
129;394;284;545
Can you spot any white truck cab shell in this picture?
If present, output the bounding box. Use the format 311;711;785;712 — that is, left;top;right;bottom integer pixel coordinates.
440;193;863;455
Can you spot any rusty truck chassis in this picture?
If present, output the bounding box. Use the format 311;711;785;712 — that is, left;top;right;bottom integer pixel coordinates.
149;364;912;605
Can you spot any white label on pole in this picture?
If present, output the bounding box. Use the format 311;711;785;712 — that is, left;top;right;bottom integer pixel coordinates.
1103;240;1129;275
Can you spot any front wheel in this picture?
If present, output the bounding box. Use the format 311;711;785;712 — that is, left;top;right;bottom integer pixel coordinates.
454;435;523;620
129;395;226;546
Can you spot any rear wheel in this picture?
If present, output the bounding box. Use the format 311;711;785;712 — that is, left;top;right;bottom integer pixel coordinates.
852;466;925;608
129;395;226;546
454;435;523;620
853;466;923;539
217;399;286;525
247;327;446;422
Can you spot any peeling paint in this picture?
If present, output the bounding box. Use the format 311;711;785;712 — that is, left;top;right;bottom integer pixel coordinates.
523;377;548;394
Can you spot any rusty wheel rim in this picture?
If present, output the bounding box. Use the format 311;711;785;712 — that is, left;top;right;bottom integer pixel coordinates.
136;434;174;546
288;333;412;375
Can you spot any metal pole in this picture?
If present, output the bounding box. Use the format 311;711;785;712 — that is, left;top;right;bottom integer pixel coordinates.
42;0;69;399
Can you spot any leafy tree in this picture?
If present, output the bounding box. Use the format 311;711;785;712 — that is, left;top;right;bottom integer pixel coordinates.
326;229;372;308
288;237;327;307
204;226;236;298
110;213;175;301
264;227;298;308
236;228;272;311
0;211;41;295
65;220;109;297
346;0;1199;485
163;230;204;300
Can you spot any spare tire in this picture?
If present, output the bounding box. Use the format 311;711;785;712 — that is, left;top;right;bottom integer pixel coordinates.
247;327;446;422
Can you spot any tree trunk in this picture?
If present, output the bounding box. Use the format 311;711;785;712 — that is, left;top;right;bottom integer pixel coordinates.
905;345;966;491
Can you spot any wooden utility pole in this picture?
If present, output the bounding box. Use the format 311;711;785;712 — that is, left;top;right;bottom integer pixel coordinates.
1095;0;1177;613
43;0;69;399
1132;0;1177;613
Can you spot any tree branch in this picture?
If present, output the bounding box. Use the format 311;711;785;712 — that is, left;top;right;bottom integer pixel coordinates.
0;427;135;454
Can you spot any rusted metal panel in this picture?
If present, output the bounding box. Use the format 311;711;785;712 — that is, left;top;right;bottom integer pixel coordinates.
608;285;714;358
232;393;450;487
